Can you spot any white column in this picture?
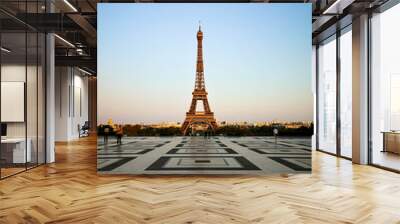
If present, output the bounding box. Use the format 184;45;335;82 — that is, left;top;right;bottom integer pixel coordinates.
46;33;55;163
45;0;56;163
352;14;369;164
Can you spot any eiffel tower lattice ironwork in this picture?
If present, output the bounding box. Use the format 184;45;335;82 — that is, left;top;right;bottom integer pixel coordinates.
181;25;218;135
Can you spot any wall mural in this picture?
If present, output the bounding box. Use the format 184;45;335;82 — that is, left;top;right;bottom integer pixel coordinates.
97;3;313;174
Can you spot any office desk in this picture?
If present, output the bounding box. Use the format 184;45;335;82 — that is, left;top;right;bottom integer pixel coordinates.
382;132;400;154
1;138;31;163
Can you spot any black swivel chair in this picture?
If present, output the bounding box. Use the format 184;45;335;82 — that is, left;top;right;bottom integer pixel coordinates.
79;121;90;138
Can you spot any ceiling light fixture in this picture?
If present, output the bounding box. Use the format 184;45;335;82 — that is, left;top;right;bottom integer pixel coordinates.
76;48;85;55
1;47;11;53
54;34;75;48
63;0;78;12
78;67;93;76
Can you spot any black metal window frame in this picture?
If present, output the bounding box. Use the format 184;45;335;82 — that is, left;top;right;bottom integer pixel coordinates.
315;22;353;161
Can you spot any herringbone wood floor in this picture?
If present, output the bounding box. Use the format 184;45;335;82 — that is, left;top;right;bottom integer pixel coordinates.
1;136;400;224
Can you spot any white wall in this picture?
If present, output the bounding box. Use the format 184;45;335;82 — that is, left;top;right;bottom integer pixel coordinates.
1;65;26;139
55;67;89;141
1;65;40;138
55;66;69;141
71;72;89;138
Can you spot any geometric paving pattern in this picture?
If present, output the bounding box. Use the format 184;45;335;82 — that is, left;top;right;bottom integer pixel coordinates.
1;136;400;223
97;136;311;174
97;138;171;172
146;156;261;171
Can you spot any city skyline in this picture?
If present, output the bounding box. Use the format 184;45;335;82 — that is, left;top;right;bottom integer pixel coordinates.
100;119;313;125
98;4;312;124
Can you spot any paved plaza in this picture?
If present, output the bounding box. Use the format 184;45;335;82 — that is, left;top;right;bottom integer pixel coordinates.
97;136;311;174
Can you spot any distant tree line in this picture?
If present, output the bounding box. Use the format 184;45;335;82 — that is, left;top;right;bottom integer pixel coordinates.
215;124;313;136
123;125;181;136
98;124;181;136
98;124;313;137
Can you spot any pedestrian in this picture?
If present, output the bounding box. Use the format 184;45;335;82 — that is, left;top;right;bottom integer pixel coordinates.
104;127;110;144
116;125;124;145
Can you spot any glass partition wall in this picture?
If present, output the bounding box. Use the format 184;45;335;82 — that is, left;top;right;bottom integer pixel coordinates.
0;4;46;179
370;3;400;171
316;26;352;159
0;31;27;177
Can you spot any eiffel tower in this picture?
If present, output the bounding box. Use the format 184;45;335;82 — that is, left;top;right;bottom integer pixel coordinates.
181;25;218;135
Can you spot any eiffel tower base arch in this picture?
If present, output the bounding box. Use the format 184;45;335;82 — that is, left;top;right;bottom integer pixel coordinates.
181;114;218;136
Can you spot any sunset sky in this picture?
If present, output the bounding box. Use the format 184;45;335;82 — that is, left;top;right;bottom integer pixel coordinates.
98;3;312;124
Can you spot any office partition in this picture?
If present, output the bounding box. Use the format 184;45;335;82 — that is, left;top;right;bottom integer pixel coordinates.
0;1;47;179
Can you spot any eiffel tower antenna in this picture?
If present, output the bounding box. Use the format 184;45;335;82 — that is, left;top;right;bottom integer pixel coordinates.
181;25;218;136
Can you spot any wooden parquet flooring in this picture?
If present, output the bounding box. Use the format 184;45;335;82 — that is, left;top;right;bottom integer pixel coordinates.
1;136;400;224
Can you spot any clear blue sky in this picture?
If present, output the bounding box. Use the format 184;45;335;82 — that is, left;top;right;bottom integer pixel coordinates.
98;3;312;124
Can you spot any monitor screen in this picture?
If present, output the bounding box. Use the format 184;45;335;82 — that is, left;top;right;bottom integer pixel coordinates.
1;123;7;137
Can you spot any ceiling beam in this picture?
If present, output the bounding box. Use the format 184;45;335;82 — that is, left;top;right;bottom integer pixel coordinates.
67;13;97;46
323;0;356;14
55;55;96;73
